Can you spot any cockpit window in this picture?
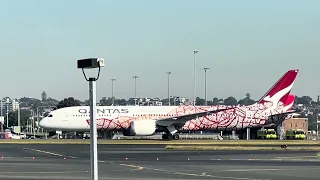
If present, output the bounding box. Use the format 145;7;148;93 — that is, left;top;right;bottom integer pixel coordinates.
47;114;53;117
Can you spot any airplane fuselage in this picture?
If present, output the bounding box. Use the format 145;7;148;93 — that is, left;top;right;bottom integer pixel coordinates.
39;103;290;132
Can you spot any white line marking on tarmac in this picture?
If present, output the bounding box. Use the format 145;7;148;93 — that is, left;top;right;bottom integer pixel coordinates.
224;169;290;172
117;163;268;180
209;158;320;161
210;158;281;161
0;171;89;174
23;148;78;159
224;167;320;172
274;156;316;159
120;164;144;170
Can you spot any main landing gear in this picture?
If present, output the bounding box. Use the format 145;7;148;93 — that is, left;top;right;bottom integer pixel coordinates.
162;133;180;140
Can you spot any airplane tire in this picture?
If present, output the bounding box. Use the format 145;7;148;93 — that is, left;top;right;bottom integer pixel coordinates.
173;134;179;140
162;133;179;140
162;134;168;140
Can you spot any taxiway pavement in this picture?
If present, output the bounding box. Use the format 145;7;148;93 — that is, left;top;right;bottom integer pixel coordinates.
0;144;319;180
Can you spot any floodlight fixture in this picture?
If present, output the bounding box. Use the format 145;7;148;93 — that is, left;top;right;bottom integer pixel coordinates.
77;58;105;81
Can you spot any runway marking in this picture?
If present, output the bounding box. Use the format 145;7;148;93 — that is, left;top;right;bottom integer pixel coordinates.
120;164;144;170
211;158;281;161
210;158;320;161
23;148;78;159
224;167;320;172
0;171;89;174
274;156;316;159
225;168;291;172
118;163;268;180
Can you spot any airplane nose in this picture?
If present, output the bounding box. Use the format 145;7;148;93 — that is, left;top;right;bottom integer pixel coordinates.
39;118;48;128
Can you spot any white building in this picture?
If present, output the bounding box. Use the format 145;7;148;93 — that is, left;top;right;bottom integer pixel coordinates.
10;99;20;111
0;97;20;114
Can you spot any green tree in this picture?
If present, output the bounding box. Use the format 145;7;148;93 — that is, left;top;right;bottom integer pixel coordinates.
195;97;205;105
117;99;127;106
212;97;220;105
238;93;256;105
56;97;81;109
5;109;31;127
223;96;238;105
295;96;312;106
19;97;42;109
100;97;112;106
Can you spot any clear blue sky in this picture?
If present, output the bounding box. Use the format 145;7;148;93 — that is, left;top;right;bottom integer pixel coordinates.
0;0;319;101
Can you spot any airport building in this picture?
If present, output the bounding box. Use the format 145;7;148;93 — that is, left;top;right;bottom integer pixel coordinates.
282;117;308;134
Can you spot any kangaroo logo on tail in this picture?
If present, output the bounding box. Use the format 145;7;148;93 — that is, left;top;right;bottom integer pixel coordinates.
257;69;299;114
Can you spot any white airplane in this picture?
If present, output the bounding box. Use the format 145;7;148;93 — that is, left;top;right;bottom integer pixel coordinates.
39;69;300;140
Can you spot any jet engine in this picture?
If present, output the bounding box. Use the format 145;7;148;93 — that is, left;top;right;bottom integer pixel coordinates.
123;120;157;136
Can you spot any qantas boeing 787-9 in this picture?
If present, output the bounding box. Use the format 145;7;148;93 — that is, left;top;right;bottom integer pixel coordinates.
39;69;300;140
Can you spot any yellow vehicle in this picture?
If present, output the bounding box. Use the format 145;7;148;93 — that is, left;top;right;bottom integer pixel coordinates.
285;129;306;140
257;129;277;139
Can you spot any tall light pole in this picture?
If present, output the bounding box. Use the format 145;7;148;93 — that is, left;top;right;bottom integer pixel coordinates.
17;101;20;134
201;67;210;106
6;103;9;127
166;72;172;106
110;78;116;105
193;50;198;106
32;109;35;138
317;114;319;140
77;58;105;180
0;99;2;117
133;76;139;105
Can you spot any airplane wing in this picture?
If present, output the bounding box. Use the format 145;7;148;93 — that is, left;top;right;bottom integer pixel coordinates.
155;107;233;127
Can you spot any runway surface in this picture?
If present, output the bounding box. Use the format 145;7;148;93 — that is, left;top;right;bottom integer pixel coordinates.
0;144;319;180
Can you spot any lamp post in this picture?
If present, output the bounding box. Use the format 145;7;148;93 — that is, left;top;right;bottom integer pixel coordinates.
193;50;198;106
0;99;2;117
133;76;139;105
317;114;319;140
166;72;172;106
17;101;20;135
6;103;9;127
32;109;35;138
4;98;10;127
201;67;210;106
110;79;116;105
77;58;105;180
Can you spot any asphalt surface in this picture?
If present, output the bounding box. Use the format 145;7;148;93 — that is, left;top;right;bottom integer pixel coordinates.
0;144;319;180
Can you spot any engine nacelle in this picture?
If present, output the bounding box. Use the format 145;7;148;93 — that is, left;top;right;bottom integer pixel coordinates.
123;120;157;136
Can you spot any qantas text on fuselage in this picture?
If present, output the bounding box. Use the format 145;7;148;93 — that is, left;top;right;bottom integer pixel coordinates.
78;108;129;114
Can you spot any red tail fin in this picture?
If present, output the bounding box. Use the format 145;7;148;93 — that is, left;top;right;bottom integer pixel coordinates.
257;69;299;105
284;94;295;111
